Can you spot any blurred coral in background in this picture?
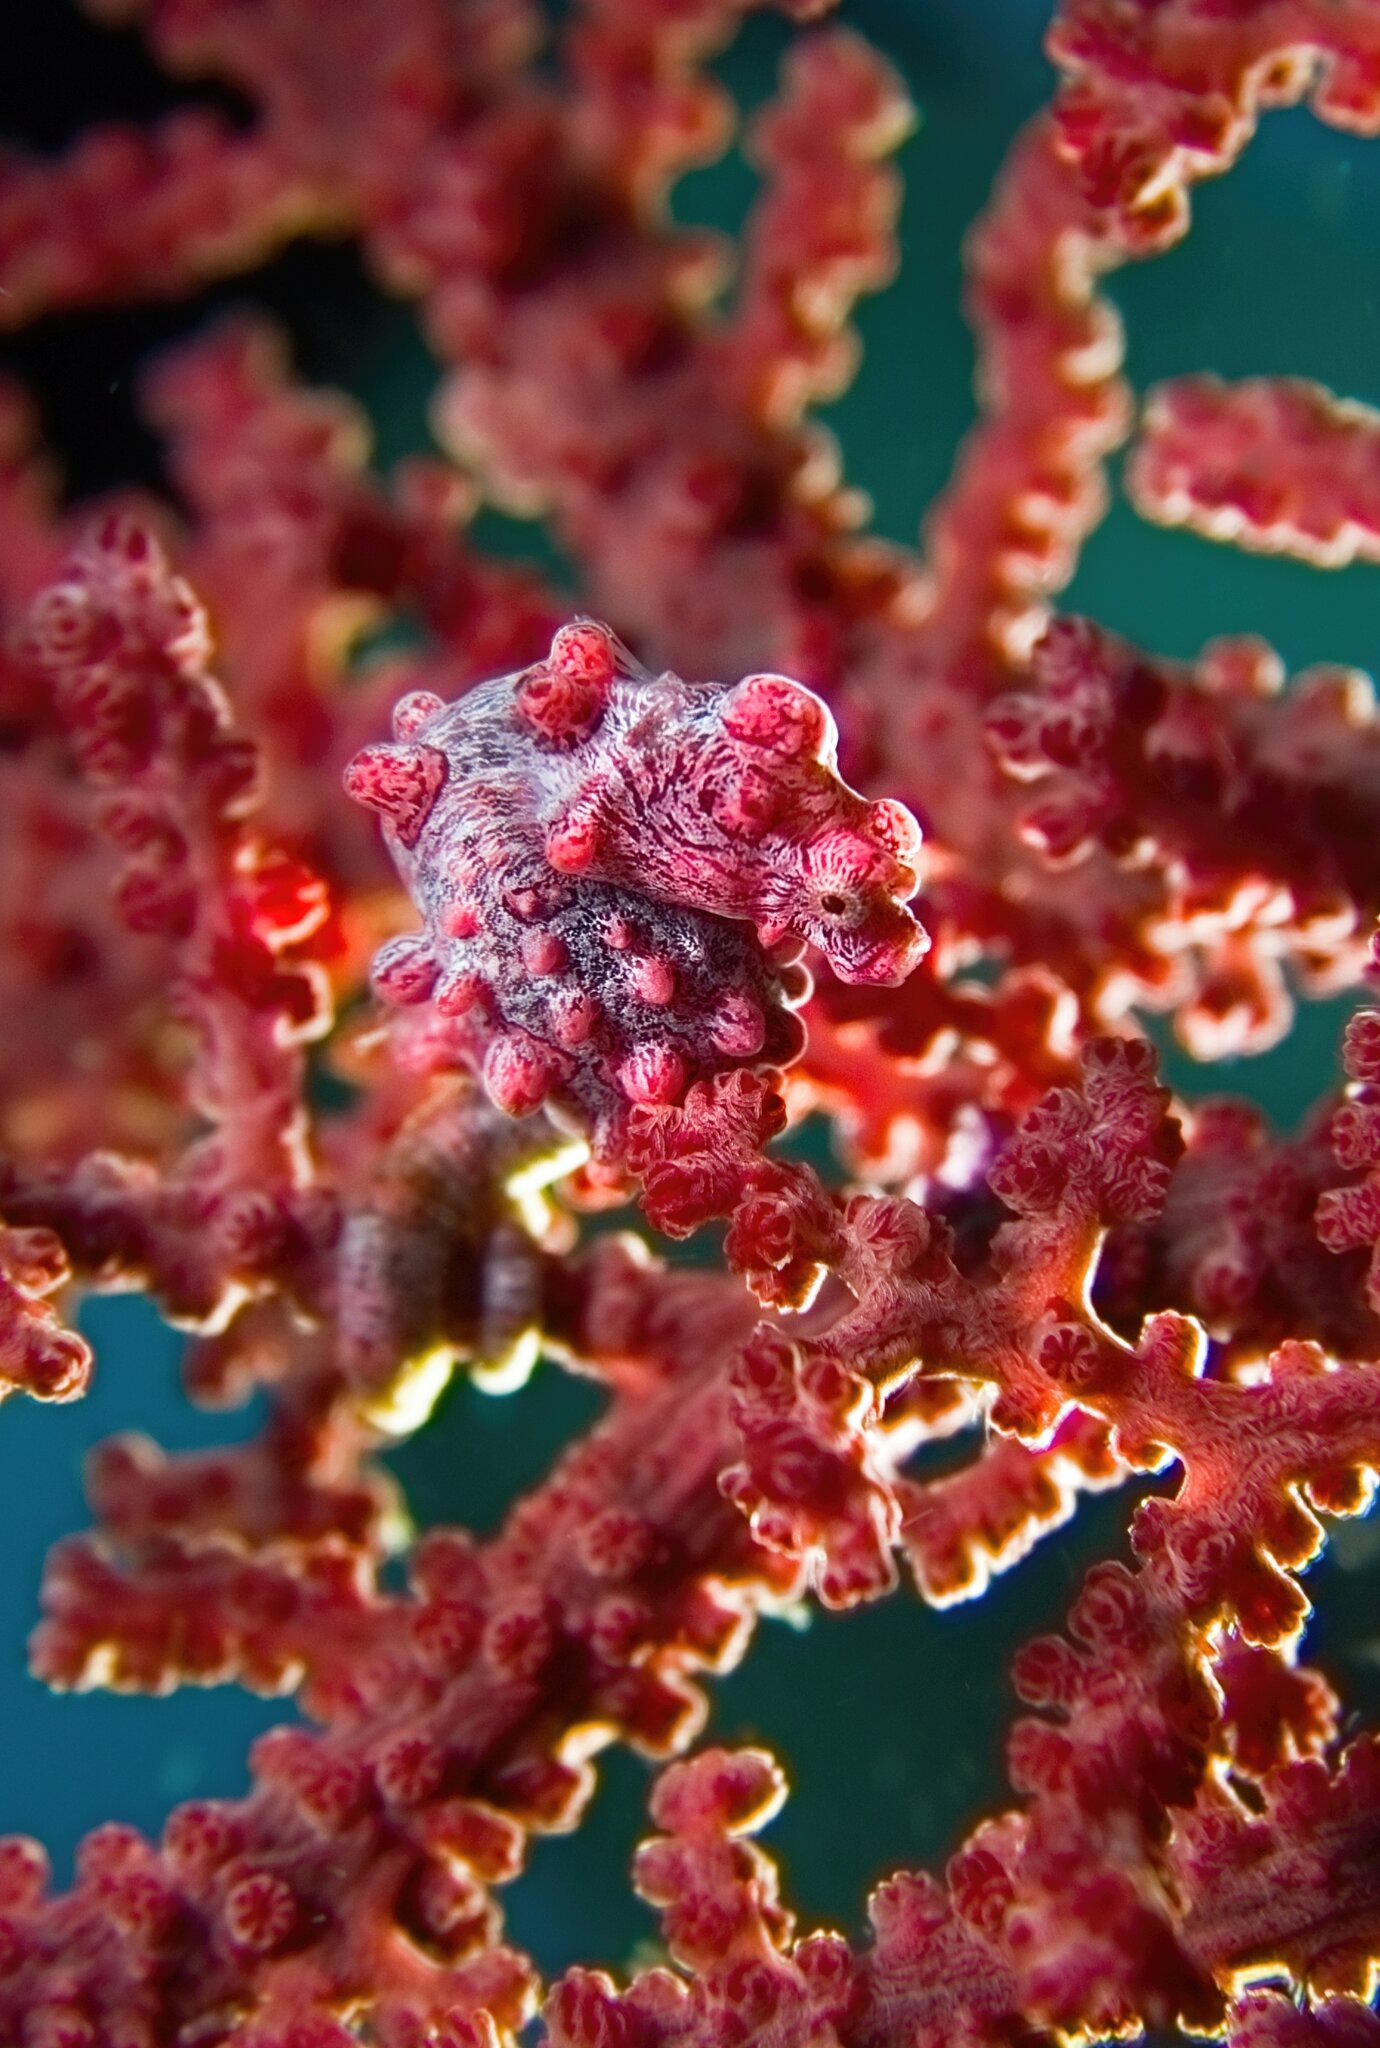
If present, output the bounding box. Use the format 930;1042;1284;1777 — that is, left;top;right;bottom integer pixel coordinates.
3;0;1380;2043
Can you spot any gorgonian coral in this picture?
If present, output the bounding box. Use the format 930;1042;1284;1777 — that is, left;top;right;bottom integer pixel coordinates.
1;2;1380;2047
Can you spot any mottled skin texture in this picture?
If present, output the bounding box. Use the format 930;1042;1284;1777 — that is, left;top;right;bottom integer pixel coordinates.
346;621;925;1153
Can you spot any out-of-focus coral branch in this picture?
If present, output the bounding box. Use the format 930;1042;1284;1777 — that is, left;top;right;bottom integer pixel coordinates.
725;29;913;432
1129;375;1380;567
9;518;338;1326
987;617;1380;1055
1099;1096;1380;1368
1316;930;1380;1313
0;1221;91;1404
0;117;315;327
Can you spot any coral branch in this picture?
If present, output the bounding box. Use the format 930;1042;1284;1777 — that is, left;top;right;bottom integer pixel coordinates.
14;518;337;1325
987;616;1380;1053
0;1221;90;1404
1129;375;1380;567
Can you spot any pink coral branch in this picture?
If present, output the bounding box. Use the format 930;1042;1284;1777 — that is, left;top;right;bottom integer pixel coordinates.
986;616;1380;1054
1129;374;1380;567
12;518;338;1326
0;117;313;327
0;1222;91;1405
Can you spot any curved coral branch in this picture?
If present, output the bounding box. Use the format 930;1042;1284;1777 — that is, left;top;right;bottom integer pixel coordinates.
1129;375;1380;568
